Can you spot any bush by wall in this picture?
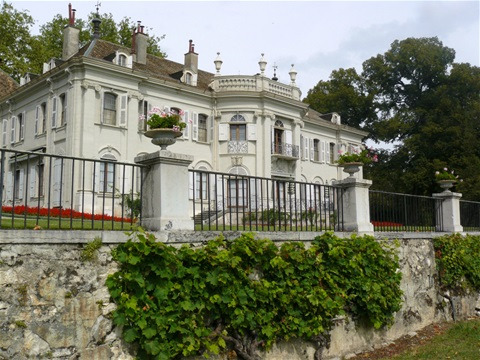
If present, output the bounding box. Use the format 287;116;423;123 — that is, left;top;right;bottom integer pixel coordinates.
106;230;402;359
434;234;480;293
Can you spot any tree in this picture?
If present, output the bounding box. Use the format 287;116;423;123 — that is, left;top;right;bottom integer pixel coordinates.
306;37;480;200
1;2;166;79
0;2;36;80
303;68;374;130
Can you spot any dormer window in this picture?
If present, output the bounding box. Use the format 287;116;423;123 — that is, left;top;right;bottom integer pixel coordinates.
185;72;192;85
114;52;132;68
118;54;127;67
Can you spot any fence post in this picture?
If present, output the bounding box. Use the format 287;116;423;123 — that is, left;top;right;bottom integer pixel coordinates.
335;177;374;233
432;190;463;232
135;150;194;231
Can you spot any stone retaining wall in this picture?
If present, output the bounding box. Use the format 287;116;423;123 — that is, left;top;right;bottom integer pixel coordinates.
0;231;478;359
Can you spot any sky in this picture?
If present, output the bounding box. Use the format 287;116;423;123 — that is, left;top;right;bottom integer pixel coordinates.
10;0;480;97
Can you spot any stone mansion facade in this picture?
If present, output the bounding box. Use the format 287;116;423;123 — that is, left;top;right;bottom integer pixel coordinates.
0;7;366;215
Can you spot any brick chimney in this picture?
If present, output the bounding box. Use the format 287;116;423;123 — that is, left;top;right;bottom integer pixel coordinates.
132;22;148;65
62;3;80;60
184;40;198;73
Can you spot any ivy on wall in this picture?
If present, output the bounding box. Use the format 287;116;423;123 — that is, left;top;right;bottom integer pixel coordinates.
106;230;402;359
434;234;480;293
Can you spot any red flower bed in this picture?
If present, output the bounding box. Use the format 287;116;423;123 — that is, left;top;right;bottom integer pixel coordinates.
1;205;132;223
371;221;404;227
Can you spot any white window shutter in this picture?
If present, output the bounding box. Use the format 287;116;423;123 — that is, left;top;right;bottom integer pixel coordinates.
30;166;36;197
6;172;12;201
10;116;16;144
310;139;315;161
51;96;57;128
192;113;198;141
182;110;190;139
326;142;331;164
285;130;292;145
18;169;24;199
100;93;105;124
218;123;228;141
304;136;309;160
20;111;25;141
93;162;100;192
2;119;7;146
300;135;304;159
188;171;194;199
321;141;326;163
216;176;224;210
247;124;257;141
119;94;127;126
35;106;40;135
208;116;214;142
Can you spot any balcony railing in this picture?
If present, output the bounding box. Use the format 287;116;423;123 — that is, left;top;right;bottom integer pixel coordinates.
271;142;299;158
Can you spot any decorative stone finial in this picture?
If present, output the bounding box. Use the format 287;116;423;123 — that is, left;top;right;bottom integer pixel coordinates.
289;64;297;85
258;53;267;76
214;52;223;75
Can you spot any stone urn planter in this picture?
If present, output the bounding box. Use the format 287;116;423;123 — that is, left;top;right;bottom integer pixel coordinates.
340;162;363;178
144;128;182;150
437;179;456;192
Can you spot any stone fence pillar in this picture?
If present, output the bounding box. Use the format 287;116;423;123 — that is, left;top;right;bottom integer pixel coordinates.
335;177;374;233
433;191;463;232
135;150;194;231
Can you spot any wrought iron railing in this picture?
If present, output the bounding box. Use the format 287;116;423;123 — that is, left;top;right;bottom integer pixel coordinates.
0;149;144;230
460;200;480;231
190;169;344;231
271;142;299;158
369;190;443;232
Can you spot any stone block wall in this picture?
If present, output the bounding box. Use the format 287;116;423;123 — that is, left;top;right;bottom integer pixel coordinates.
0;231;478;359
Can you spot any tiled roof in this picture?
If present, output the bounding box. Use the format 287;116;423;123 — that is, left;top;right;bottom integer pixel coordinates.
0;69;19;98
78;39;215;91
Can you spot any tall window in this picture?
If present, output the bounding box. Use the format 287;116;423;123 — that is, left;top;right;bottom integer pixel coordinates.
18;113;24;141
198;114;208;142
329;143;335;163
99;154;116;192
195;167;208;200
230;114;246;141
59;93;67;126
37;162;44;197
313;139;320;161
14;169;22;199
103;93;117;125
227;166;248;207
273;120;284;154
41;103;47;133
185;72;192;85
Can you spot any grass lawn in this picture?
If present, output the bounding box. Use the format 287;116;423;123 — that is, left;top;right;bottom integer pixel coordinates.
383;319;480;360
1;215;135;230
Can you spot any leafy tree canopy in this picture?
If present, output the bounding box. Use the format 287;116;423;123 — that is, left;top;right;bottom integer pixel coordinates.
0;2;166;80
305;37;480;199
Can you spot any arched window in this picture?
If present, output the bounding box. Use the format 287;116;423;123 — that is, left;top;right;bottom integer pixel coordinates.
118;54;127;67
103;93;117;125
185;72;192;85
230;114;246;141
228;166;248;207
273;120;284;154
99;154;116;193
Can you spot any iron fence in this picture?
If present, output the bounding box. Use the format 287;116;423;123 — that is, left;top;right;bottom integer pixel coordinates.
460;200;480;231
369;190;443;232
0;149;144;230
190;169;344;231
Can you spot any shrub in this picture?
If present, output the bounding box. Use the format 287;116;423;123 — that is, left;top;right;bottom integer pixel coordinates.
106;230;402;359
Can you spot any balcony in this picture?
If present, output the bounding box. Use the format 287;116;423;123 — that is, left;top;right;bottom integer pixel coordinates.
228;141;248;154
209;75;301;101
271;142;299;159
